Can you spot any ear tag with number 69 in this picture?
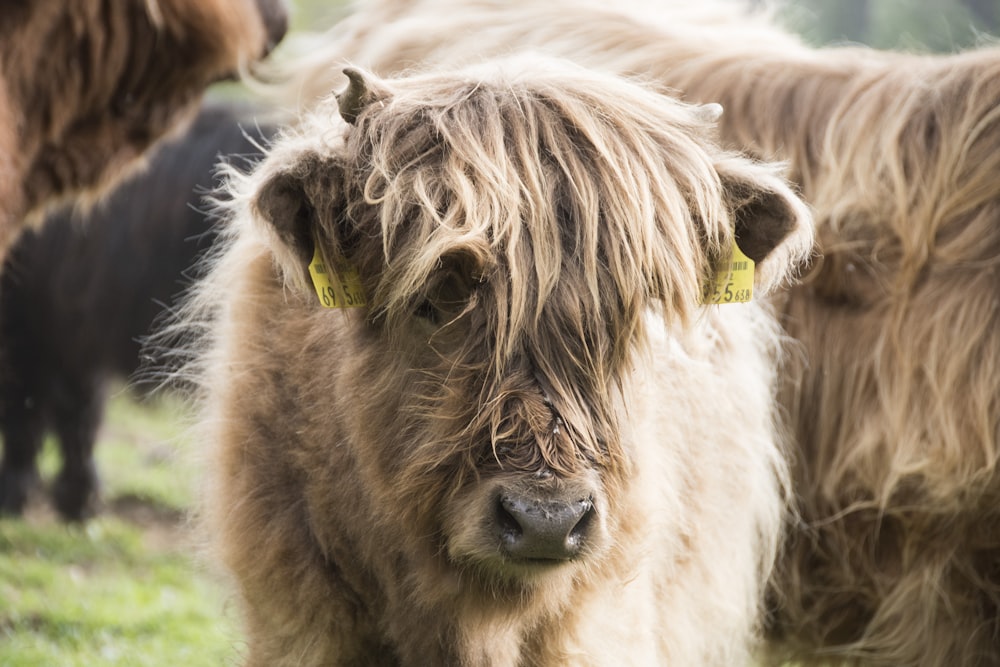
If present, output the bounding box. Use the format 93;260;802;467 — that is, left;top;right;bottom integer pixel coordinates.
308;245;367;309
703;240;754;304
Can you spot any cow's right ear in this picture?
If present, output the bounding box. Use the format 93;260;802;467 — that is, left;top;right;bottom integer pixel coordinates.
714;157;814;295
251;152;347;291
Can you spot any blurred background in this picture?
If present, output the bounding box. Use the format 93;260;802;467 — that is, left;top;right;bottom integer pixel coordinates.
774;0;1000;50
291;0;1000;52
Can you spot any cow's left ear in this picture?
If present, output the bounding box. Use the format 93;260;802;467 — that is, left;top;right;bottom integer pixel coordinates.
251;151;349;292
716;157;815;294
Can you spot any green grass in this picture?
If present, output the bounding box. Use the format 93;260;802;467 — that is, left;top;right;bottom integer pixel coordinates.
0;391;241;667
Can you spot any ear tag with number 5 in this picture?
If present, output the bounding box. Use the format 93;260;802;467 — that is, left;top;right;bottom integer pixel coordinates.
703;240;754;304
308;245;367;309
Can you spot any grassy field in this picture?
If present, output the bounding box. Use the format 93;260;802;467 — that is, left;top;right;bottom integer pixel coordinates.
0;390;241;667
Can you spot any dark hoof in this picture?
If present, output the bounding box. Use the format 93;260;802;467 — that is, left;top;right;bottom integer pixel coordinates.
0;465;41;517
52;463;101;522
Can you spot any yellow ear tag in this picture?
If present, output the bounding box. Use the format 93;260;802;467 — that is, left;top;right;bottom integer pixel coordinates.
703;240;754;304
308;245;367;309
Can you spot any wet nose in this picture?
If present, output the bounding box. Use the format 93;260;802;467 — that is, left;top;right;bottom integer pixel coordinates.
495;493;595;561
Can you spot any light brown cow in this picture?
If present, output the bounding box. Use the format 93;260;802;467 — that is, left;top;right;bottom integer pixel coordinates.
176;55;812;665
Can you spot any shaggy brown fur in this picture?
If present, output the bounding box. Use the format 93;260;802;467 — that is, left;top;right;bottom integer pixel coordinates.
679;28;1000;667
0;0;287;257
178;54;813;665
261;0;1000;664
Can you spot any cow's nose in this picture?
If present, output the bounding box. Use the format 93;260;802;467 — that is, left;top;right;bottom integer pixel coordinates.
495;493;595;561
256;0;288;55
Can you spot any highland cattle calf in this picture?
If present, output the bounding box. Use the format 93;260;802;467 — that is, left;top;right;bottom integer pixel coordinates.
0;103;274;521
180;55;813;665
0;0;287;258
267;1;1000;663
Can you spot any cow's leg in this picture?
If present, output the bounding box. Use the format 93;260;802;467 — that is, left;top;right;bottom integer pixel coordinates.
51;385;105;521
0;398;45;516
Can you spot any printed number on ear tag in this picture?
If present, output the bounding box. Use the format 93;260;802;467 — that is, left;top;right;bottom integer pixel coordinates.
703;241;754;305
308;246;367;309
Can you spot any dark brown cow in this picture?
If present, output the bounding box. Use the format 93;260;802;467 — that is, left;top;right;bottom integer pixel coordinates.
0;0;287;257
0;102;275;521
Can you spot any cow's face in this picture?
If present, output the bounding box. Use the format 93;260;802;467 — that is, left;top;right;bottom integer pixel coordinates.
354;232;630;581
250;61;811;587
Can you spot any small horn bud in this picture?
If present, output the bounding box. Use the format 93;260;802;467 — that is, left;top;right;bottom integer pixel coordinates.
696;102;724;124
337;67;385;125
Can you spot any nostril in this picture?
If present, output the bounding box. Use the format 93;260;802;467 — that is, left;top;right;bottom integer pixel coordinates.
567;498;595;548
496;497;524;545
